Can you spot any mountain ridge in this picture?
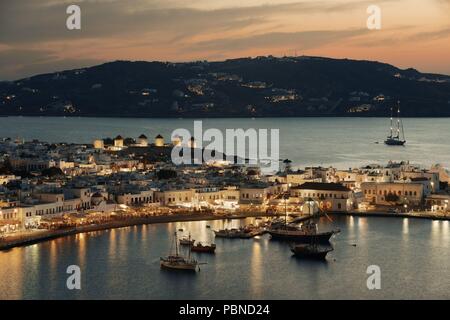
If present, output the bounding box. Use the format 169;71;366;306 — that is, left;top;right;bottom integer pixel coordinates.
1;56;450;117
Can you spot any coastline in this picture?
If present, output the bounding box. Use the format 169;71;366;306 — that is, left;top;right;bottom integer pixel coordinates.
0;211;281;251
337;210;450;220
1;209;449;251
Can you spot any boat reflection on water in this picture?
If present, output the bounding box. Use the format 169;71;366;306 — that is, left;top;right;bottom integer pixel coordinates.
290;243;334;260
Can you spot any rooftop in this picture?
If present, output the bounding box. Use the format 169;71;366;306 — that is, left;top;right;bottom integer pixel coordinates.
293;182;351;192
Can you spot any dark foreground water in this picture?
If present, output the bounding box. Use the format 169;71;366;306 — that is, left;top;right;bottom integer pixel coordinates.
1;216;449;299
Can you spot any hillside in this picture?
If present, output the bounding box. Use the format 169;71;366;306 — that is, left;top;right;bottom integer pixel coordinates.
1;56;450;117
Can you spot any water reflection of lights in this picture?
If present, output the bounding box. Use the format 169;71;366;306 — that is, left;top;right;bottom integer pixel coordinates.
77;232;86;266
348;216;354;228
442;220;449;243
108;229;117;258
402;218;409;235
431;220;449;234
442;221;449;239
250;242;263;297
49;241;58;273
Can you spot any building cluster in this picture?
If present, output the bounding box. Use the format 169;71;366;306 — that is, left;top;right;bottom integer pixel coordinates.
1;134;450;235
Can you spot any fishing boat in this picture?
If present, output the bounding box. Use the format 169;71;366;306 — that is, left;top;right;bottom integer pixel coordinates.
160;232;199;271
385;101;406;146
191;242;216;253
239;224;266;238
179;234;195;245
213;228;243;238
290;243;333;260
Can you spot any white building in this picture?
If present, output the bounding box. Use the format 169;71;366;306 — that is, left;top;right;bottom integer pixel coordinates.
290;182;354;212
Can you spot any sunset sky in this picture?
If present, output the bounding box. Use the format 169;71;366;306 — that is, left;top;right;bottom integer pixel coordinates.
0;0;449;80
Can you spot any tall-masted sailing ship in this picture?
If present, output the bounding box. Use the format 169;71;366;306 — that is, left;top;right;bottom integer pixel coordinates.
267;195;338;243
385;101;406;146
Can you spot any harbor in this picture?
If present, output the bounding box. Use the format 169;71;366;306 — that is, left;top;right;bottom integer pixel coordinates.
1;215;449;300
0;117;450;298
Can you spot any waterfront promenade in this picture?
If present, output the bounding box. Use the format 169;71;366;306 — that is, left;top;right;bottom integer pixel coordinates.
2;207;449;251
0;211;282;251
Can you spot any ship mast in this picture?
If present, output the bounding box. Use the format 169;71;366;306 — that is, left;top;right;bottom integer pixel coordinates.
175;231;179;256
284;193;288;227
398;101;406;141
188;233;191;260
389;107;393;138
396;102;401;139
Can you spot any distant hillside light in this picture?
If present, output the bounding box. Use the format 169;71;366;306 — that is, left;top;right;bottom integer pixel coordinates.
66;4;81;30
366;5;381;30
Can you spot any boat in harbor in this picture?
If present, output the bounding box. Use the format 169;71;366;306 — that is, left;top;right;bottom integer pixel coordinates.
268;221;336;243
160;232;199;271
191;242;216;253
214;228;244;238
179;234;195;245
385;101;406;146
214;225;265;239
267;194;338;243
290;243;333;260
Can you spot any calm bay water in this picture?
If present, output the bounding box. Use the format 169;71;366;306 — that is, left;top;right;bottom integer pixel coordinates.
0;116;450;169
0;117;450;299
0;216;449;300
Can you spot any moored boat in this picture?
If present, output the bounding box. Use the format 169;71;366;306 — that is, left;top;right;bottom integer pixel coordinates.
384;101;406;146
160;255;198;271
268;227;335;243
213;228;243;238
290;243;333;260
179;234;195;245
191;242;216;253
268;195;338;243
160;232;200;271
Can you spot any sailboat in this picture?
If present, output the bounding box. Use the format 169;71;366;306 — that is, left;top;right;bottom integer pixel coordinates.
385;101;406;146
267;194;337;243
160;232;199;271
